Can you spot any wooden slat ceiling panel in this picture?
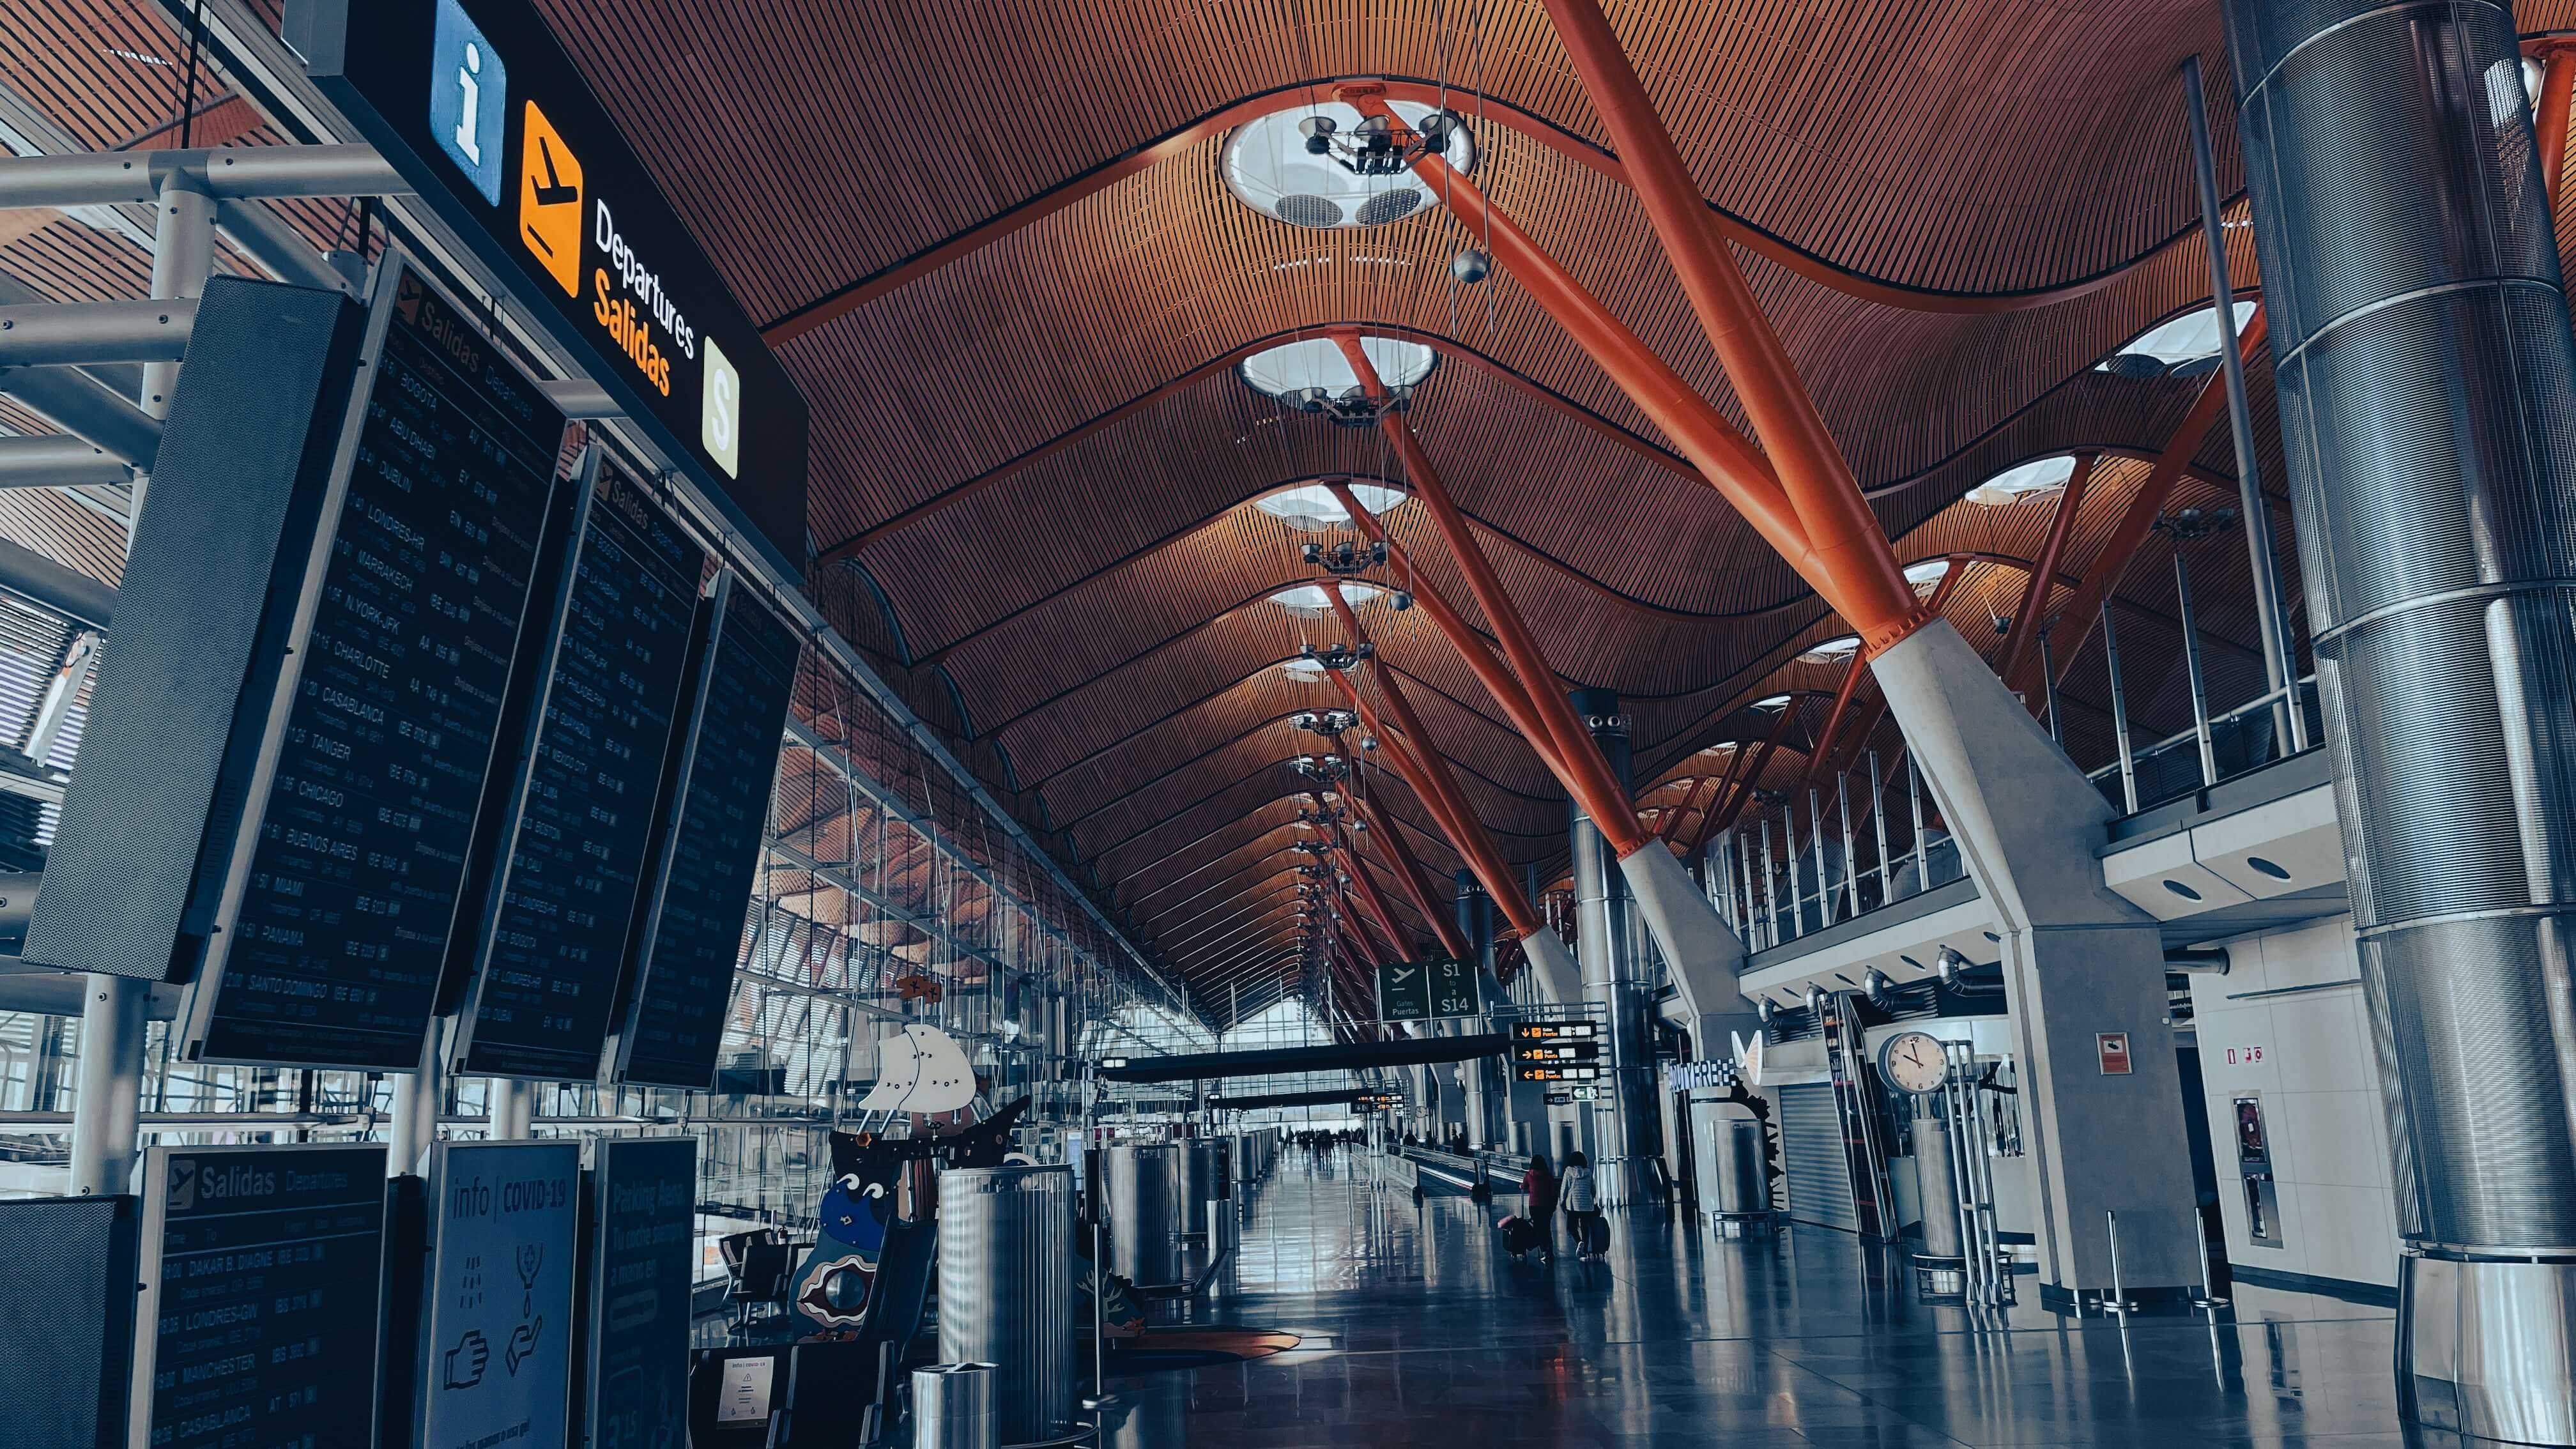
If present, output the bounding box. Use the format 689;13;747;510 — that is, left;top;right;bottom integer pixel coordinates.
532;0;2230;321
4;0;2474;997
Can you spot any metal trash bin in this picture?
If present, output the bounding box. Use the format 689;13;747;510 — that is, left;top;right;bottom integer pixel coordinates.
913;1363;998;1449
1105;1142;1183;1288
939;1165;1075;1445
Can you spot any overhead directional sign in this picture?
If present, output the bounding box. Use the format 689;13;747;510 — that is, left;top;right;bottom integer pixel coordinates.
1375;958;1429;1023
289;0;810;579
1379;956;1477;1023
1427;955;1481;1017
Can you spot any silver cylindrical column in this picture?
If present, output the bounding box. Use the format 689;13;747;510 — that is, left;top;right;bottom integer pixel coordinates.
1105;1142;1183;1288
1710;1113;1767;1220
1912;1105;1964;1261
912;1363;999;1449
1176;1138;1214;1236
2225;0;2576;1438
939;1165;1074;1445
1567;687;1654;1209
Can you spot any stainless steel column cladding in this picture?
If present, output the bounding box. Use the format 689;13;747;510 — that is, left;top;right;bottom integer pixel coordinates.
912;1363;1000;1449
938;1165;1075;1445
2225;0;2576;1437
1105;1142;1184;1288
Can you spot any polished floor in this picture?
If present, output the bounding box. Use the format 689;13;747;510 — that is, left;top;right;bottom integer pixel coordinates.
1100;1147;2406;1448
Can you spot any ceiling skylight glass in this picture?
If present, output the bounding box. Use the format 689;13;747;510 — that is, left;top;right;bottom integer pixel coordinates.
2098;300;2259;378
1223;100;1479;231
1903;558;1951;593
1254;480;1411;532
1282;657;1331;681
1270;581;1385;617
1242;337;1434;405
1966;455;2078;507
1799;635;1862;664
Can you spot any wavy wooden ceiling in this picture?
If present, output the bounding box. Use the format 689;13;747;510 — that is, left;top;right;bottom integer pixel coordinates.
8;0;2575;1026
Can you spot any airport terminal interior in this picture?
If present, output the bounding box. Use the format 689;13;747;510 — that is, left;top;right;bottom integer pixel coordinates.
6;0;2576;1445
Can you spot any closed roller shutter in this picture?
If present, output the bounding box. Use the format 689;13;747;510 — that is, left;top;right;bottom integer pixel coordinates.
1777;1082;1857;1232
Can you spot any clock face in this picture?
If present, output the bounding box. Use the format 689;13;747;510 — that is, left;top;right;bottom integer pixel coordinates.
1878;1031;1949;1094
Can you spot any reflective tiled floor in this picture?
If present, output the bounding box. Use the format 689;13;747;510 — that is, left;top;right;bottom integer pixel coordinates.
1103;1147;2405;1448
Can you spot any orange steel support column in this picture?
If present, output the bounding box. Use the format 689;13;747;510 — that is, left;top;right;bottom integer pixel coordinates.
1708;703;1800;838
2023;311;2268;696
1334;672;1553;949
1338;756;1473;960
1334;335;1657;857
1322;583;1553;943
1338;169;1864;624
2540;46;2575;203
1800;653;1871;790
1522;0;1922;648
1327;806;1419;963
1328;483;1568;782
1995;454;2096;691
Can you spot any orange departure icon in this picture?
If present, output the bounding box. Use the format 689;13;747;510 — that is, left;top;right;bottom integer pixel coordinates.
518;99;582;296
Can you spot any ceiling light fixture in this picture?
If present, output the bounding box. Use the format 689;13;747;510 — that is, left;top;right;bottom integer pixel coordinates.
1225;102;1478;231
1241;336;1436;427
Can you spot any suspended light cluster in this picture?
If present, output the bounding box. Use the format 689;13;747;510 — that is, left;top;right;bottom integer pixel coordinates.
1255;480;1411;532
1269;581;1385;616
2097;300;2259;379
1241;335;1436;426
1222;101;1478;231
1966;455;2077;507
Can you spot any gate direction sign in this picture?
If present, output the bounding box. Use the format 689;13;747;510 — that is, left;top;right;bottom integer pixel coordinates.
1427;955;1481;1018
1375;958;1430;1023
291;0;809;579
1377;956;1478;1023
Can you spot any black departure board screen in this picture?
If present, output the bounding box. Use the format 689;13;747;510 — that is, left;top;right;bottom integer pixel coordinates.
581;1137;698;1449
612;575;800;1087
132;1143;388;1449
455;464;706;1079
188;262;564;1070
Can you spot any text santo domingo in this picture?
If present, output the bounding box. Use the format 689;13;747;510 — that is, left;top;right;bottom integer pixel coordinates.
591;198;696;396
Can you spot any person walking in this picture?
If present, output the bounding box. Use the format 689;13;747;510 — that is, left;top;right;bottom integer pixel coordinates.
1522;1151;1559;1261
1561;1150;1602;1259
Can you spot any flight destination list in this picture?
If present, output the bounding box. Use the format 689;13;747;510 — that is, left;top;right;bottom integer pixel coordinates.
198;268;562;1070
137;1144;388;1449
617;578;801;1087
459;466;705;1079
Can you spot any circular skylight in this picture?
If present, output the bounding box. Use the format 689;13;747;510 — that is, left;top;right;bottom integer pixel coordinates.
1271;581;1386;617
1799;635;1862;664
1695;741;1739;757
1282;657;1331;682
1753;694;1793;710
1242;336;1436;417
1903;558;1951;593
1254;480;1411;532
2098;300;2259;378
1223;101;1478;231
1966;456;2078;507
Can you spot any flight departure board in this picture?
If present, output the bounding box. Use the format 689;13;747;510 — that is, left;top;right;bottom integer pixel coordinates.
131;1143;388;1449
611;573;801;1087
453;463;707;1079
185;261;564;1070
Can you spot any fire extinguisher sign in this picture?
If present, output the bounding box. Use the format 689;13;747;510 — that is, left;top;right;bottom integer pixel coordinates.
2097;1032;2133;1075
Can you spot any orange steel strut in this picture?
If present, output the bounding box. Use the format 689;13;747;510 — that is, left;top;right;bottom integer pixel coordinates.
1326;481;1569;784
1333;335;1657;858
1515;0;1924;649
2022;310;2269;698
1322;581;1554;944
1994;454;2096;693
1335;749;1473;960
2540;45;2575;205
1337;86;1911;644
